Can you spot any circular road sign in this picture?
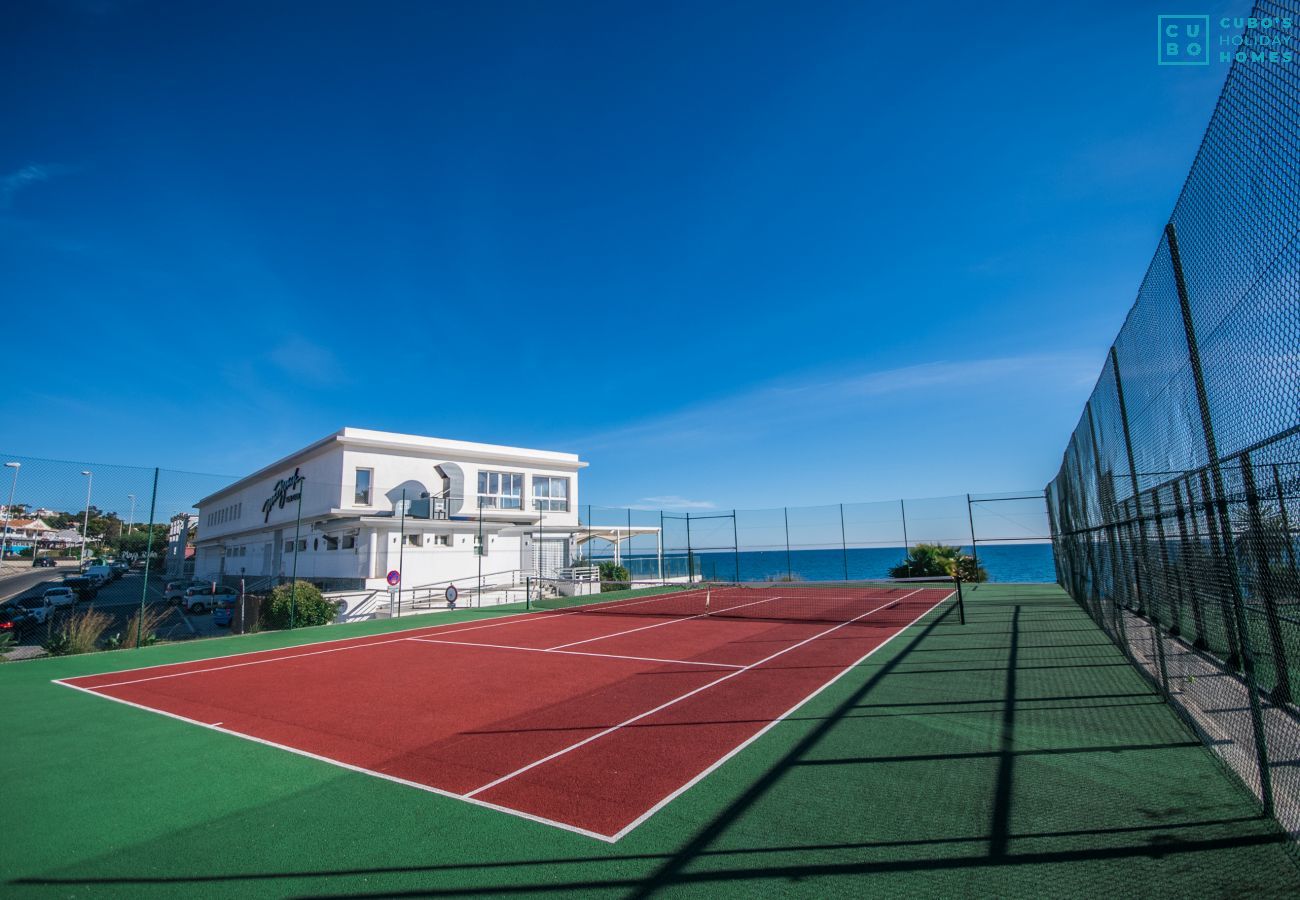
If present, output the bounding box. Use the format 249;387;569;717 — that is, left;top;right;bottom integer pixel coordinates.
386;570;401;587
445;585;458;607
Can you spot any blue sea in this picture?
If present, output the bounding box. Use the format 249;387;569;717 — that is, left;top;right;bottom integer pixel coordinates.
601;543;1056;584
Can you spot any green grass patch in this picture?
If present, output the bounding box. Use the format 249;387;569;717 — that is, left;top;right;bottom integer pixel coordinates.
2;584;1297;898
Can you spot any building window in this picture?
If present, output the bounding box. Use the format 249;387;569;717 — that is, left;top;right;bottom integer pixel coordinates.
284;540;294;553
298;539;307;552
533;476;570;512
355;468;373;506
406;533;422;547
324;535;339;551
473;534;484;556
432;534;451;547
477;471;523;509
342;535;356;550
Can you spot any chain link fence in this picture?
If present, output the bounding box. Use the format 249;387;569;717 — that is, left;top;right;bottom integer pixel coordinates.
0;447;1052;659
1047;0;1300;839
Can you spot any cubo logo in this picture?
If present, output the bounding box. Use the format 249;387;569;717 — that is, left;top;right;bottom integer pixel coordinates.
1158;15;1210;65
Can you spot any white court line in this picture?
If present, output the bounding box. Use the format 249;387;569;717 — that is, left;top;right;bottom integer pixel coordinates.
51;586;954;842
51;678;618;843
463;589;925;799
57;587;706;691
406;637;744;669
545;595;784;650
607;588;952;841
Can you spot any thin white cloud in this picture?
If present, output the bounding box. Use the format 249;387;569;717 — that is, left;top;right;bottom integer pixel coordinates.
0;163;82;211
1;165;53;209
631;495;717;511
577;354;1097;452
267;336;347;387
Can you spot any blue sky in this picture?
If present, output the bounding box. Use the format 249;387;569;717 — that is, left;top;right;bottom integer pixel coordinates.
1;0;1249;513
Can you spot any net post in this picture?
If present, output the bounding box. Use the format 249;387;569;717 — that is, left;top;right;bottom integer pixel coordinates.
525;576;531;610
954;575;965;625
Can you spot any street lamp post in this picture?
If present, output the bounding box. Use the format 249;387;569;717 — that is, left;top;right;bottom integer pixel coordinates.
80;470;93;567
127;494;137;535
1;461;20;562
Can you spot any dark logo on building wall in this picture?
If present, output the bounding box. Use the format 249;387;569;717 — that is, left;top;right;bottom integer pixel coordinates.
262;468;305;522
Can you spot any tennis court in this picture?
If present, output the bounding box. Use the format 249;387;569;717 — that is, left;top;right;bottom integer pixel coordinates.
56;581;955;841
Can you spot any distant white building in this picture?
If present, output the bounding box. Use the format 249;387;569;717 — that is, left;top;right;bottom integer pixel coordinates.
192;428;590;592
166;513;197;578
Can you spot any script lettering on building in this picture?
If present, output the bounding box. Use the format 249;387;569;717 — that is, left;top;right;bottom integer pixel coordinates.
262;468;305;522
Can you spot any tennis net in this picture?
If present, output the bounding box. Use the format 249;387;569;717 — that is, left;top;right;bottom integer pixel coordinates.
525;577;962;625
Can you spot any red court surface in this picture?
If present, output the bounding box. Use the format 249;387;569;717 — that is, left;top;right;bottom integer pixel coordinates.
57;586;952;841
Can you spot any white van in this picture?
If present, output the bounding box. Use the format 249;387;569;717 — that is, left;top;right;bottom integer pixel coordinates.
84;565;113;585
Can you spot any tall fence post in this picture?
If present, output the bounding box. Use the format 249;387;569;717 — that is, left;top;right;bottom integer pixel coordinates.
1272;464;1300;589
839;503;849;581
1168;221;1274;816
1111;347;1157;617
1173;478;1210;649
685;512;694;583
290;479;304;629
965;494;978;578
136;467;159;648
732;510;740;584
900;499;909;557
1241;455;1292;705
658;509;664;583
783;507;792;579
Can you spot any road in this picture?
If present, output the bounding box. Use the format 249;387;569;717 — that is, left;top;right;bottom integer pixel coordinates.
0;568;226;650
0;561;80;603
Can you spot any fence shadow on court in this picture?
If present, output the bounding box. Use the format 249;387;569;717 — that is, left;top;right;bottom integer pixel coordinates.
9;585;1297;898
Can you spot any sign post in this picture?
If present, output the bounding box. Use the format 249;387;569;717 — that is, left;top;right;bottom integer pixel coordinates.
387;569;401;618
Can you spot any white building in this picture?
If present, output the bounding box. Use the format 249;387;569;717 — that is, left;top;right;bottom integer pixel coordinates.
165;513;197;578
192;428;590;593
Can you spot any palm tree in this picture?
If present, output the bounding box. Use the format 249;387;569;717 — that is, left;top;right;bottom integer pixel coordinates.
889;543;987;582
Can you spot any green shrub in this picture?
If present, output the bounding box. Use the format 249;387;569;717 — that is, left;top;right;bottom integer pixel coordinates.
889;543;988;582
598;562;631;592
261;582;339;629
43;608;113;656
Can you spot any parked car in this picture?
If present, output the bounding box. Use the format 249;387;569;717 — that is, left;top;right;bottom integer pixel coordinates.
41;586;76;610
110;562;129;578
84;565;113;585
31;557;55;568
165;580;210;602
0;606;35;641
15;595;55;624
61;576;98;602
180;584;239;614
212;597;236;627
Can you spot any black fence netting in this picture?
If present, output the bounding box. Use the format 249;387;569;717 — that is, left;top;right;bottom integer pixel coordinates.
1047;0;1300;839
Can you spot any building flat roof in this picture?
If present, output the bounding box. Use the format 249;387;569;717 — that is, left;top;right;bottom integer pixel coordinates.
195;427;588;508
